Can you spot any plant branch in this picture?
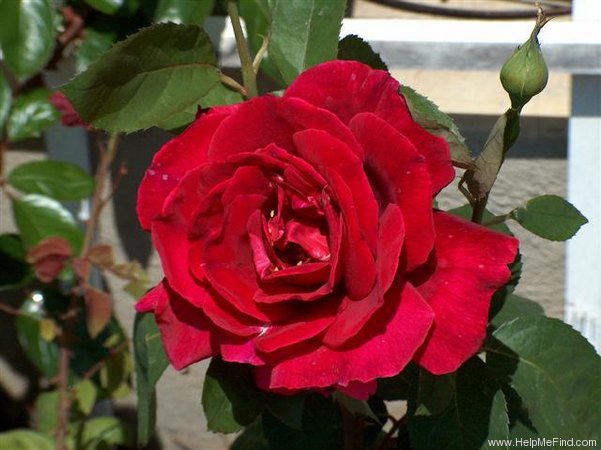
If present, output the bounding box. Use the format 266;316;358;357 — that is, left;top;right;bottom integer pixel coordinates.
56;340;71;450
227;0;258;98
81;341;129;381
80;133;120;264
340;404;363;450
0;302;24;316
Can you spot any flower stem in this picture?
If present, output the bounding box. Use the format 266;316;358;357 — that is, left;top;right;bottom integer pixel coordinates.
340;404;363;450
81;133;120;261
227;0;258;98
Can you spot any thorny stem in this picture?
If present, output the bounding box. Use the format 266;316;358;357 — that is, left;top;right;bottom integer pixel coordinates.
56;342;71;450
55;132;120;450
227;0;258;98
471;193;489;224
81;133;120;262
340;404;363;450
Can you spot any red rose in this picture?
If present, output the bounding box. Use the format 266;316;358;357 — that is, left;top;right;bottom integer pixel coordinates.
136;61;518;399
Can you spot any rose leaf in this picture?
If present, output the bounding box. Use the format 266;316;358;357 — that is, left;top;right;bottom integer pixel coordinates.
62;23;240;132
490;294;544;329
202;357;265;433
0;430;55;450
153;0;215;24
510;195;588;241
12;194;83;254
268;0;346;86
400;85;473;168
6;89;60;143
337;34;388;71
487;316;601;442
133;312;169;447
407;357;510;450
0;0;57;80
8;160;95;201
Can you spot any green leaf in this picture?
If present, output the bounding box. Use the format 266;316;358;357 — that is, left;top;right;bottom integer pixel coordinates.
511;194;588;241
202;357;265;433
16;294;60;378
231;418;269;450
337;34;387;71
33;390;59;436
7;89;60;143
0;72;11;132
75;24;119;74
9;160;95;200
0;430;55;450
268;0;346;86
0;234;31;287
333;392;379;423
400;85;472;168
491;294;544;328
133;312;169;447
408;358;510;450
0;0;57;80
80;416;131;450
75;379;98;416
62;23;236;132
487;317;601;441
12;194;83;253
266;393;307;430
414;370;456;417
262;394;344;450
154;0;215;24
99;347;132;398
238;0;286;88
85;0;140;16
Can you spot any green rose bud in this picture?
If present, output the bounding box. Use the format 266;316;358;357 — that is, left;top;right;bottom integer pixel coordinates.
500;9;550;109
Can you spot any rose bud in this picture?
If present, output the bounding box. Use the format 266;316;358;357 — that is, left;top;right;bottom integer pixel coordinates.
500;12;549;109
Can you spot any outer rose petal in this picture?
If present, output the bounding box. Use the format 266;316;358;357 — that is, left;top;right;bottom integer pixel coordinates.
350;112;435;270
137;107;232;230
146;281;217;370
256;282;434;391
284;60;454;194
413;211;519;374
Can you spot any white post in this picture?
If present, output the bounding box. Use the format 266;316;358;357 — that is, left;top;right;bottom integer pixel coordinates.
565;0;601;352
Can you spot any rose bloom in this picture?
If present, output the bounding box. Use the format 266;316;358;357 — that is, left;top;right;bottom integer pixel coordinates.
136;61;518;399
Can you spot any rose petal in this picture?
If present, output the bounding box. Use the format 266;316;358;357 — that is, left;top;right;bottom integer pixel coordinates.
284;60;454;194
413;212;519;374
293;128;378;251
201;195;275;321
209;95;294;161
138;108;232;230
322;204;405;348
152;281;217;370
350;112;435;270
278;97;364;159
256;282;434;390
255;297;340;354
336;380;377;400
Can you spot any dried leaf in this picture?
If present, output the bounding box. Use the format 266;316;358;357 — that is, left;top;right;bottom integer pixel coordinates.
26;236;72;282
87;244;115;269
84;287;113;338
